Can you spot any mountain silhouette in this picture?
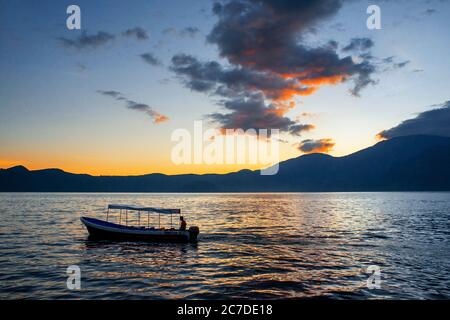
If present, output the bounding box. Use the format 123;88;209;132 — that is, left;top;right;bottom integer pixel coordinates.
1;135;450;192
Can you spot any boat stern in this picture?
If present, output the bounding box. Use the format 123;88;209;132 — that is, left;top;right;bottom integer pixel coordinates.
188;226;200;242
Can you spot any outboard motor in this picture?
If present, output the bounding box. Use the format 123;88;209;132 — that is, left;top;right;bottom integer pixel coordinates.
188;226;199;242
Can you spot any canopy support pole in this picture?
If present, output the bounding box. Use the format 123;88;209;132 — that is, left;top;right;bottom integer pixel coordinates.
107;206;181;228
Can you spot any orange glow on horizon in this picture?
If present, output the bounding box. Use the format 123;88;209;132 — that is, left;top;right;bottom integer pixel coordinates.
1;137;376;177
0;159;272;176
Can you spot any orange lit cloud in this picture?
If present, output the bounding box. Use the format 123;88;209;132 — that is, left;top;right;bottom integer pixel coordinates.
270;73;347;104
300;74;347;86
98;90;168;124
171;1;378;137
376;132;387;140
152;113;169;123
298;138;335;154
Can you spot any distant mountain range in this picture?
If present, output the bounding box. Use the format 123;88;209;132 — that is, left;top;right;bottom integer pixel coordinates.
1;135;450;192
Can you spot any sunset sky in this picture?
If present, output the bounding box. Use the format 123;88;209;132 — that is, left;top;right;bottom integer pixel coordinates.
1;0;449;175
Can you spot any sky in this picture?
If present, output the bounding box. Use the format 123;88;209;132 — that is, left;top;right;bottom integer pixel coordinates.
0;0;449;175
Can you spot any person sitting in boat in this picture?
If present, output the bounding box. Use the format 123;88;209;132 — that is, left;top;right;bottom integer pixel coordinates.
179;216;187;231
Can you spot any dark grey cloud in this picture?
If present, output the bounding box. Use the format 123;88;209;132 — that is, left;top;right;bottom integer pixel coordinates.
207;0;376;96
140;53;162;66
383;56;395;64
327;40;339;50
298;138;335;153
394;60;410;69
380;56;410;72
170;0;381;136
377;101;450;139
97;90;122;98
122;27;149;40
59;27;149;50
422;8;436;15
76;63;88;72
124;100;168;123
342;38;374;52
208;93;314;136
170;54;312;99
180;27;200;37
289;124;315;136
349;61;377;97
97;90;168;123
162;26;200;38
58;31;115;49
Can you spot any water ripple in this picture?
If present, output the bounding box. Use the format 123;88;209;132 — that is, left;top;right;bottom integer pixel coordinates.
0;192;450;299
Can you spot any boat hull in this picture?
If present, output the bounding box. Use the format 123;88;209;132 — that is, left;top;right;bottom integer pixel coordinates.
80;217;198;243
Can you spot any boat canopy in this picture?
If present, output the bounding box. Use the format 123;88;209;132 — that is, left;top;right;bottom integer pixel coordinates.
108;204;180;214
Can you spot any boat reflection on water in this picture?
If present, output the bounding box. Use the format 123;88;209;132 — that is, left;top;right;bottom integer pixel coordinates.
83;238;199;252
82;238;199;277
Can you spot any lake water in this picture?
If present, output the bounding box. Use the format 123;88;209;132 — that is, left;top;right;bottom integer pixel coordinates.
0;192;449;299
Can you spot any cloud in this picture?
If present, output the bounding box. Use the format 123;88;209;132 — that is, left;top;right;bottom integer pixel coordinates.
58;31;115;49
76;63;88;72
342;37;374;52
208;93;314;135
289;124;315;136
58;27;149;50
381;56;410;70
382;56;395;64
140;53;162;66
299;112;316;118
349;61;377;97
298;138;335;153
180;27;200;37
207;0;377;96
125;100;169;123
162;26;200;38
394;60;410;69
422;8;436;15
122;27;149;40
170;54;315;99
377;101;450;140
97;90;168;124
169;0;381;137
97;90;122;98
